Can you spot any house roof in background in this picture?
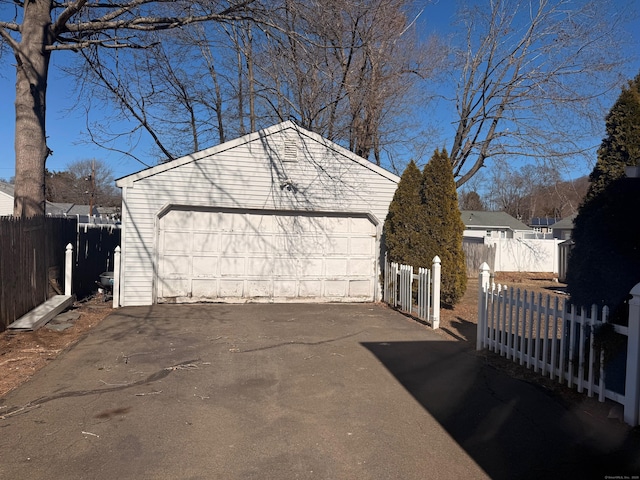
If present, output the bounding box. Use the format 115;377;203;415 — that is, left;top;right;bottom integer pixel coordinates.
529;217;557;227
550;213;577;230
460;210;531;231
1;183;101;216
0;181;14;197
48;203;99;216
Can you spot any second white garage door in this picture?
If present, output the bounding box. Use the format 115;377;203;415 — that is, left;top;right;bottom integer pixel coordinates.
156;208;378;303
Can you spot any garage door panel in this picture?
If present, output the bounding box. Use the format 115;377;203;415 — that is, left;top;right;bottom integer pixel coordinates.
193;232;219;252
220;257;246;276
161;255;190;276
299;257;323;276
349;280;371;297
246;214;273;232
299;280;322;297
250;257;273;276
163;232;190;253
350;237;374;255
326;217;349;233
325;237;349;255
273;257;296;276
164;210;192;229
157;210;377;302
351;217;376;234
325;280;347;297
220;280;243;296
192;279;218;297
247;280;272;297
349;258;372;276
162;278;190;297
192;256;218;277
274;280;296;297
326;258;347;276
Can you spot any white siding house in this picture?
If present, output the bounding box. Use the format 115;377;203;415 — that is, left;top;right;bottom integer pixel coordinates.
115;121;400;306
0;182;14;216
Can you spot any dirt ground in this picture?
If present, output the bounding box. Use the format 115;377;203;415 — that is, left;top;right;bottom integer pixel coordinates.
0;295;114;397
0;274;625;423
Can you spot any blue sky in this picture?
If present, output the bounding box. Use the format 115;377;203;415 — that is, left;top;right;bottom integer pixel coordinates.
0;1;638;183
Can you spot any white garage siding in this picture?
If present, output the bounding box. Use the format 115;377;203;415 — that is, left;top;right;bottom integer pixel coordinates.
116;122;399;306
156;208;378;303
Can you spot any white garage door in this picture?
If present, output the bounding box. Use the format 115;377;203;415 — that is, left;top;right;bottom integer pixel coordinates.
156;209;378;303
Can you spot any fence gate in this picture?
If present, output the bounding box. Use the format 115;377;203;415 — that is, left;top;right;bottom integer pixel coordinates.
383;254;441;329
476;262;640;427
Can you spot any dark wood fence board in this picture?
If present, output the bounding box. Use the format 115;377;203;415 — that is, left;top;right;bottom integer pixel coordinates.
0;217;77;331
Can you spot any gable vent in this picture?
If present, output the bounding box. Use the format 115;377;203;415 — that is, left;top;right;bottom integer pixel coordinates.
283;138;298;162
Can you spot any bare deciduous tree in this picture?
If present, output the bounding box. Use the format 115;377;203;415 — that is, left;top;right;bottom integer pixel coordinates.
255;0;445;165
0;0;260;217
449;0;630;188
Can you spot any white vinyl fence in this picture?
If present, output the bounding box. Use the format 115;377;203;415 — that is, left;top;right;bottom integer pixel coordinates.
383;254;441;329
476;262;640;426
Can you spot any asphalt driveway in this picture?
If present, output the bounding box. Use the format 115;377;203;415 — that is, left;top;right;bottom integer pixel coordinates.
1;304;638;479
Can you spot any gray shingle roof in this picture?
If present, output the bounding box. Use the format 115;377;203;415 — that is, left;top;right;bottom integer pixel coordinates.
460;210;531;231
550;213;576;230
0;181;14;197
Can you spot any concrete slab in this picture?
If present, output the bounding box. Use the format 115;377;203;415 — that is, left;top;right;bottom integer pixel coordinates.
51;310;81;323
7;295;74;331
0;304;638;480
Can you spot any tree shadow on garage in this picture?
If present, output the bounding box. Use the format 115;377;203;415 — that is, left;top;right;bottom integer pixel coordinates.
361;340;640;480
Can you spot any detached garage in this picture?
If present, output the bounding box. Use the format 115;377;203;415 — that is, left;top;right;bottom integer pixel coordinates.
115;121;399;306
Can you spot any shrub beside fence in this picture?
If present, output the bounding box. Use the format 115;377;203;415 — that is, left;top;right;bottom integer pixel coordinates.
476;262;640;426
383;254;441;329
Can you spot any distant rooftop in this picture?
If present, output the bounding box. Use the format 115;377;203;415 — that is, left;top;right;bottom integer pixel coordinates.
551;213;577;230
460;210;532;231
529;217;557;227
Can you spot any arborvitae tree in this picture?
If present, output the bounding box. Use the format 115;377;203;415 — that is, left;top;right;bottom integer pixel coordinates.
566;73;640;315
586;73;640;200
421;149;467;306
383;160;427;267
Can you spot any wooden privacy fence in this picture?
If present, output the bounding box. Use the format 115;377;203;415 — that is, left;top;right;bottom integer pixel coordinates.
73;225;121;299
462;240;495;277
0;217;77;331
476;262;640;426
383;254;441;329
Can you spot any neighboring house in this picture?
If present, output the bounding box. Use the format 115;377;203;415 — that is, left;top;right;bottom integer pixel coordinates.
551;214;576;240
1;182;116;225
0;181;13;216
115;121;400;307
529;217;557;234
461;210;532;239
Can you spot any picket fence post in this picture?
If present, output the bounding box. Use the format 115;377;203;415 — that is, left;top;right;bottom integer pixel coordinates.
477;262;491;351
64;243;73;296
113;246;121;309
431;256;441;330
624;282;640;426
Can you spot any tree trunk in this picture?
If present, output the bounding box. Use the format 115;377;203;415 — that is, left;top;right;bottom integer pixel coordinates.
13;0;53;217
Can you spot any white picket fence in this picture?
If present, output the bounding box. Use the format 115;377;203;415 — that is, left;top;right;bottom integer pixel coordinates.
476;262;640;426
383;254;441;329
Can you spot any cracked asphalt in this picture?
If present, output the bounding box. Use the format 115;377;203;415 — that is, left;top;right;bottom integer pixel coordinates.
0;303;638;479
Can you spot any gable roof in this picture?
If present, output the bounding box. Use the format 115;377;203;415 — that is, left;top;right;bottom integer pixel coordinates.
461;210;531;231
0;181;14;197
116;121;400;187
550;213;577;230
48;203;100;216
